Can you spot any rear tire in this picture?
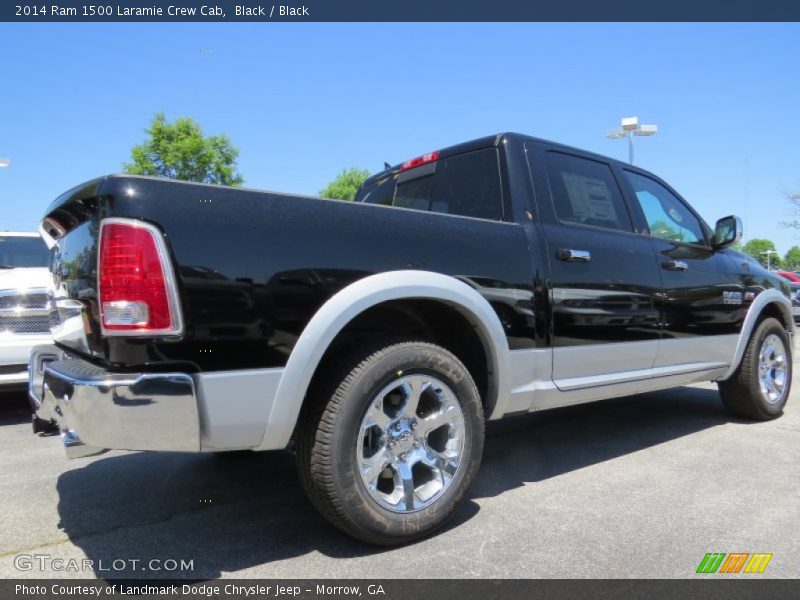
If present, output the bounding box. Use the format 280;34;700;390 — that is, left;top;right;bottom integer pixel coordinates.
295;340;484;545
718;317;792;420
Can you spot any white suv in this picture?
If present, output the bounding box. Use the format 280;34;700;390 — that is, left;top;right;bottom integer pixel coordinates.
0;232;52;389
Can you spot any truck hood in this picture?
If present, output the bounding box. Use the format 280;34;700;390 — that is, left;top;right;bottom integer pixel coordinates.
0;267;53;293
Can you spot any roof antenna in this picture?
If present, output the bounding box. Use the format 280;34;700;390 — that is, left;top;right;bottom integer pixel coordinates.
384;162;391;171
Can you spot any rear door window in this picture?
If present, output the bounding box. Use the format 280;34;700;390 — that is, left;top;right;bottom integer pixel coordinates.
544;152;633;233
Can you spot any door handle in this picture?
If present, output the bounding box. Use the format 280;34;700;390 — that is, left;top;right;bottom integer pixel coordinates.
557;249;591;262
662;260;688;272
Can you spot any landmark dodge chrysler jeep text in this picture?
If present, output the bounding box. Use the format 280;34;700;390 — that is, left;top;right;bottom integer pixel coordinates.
30;133;794;544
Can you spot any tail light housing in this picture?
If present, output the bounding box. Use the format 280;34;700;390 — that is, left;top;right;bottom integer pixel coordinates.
98;218;183;336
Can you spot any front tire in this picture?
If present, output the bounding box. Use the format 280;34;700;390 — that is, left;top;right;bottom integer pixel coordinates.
295;340;484;545
718;317;792;420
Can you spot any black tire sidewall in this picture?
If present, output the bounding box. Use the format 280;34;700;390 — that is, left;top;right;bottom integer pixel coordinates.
328;344;483;543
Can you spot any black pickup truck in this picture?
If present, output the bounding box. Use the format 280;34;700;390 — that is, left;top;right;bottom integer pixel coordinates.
30;133;794;545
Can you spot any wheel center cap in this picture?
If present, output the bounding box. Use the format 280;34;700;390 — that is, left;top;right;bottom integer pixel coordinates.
387;418;417;456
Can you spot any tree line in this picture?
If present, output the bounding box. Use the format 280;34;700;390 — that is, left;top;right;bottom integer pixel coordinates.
740;239;800;271
123;112;369;199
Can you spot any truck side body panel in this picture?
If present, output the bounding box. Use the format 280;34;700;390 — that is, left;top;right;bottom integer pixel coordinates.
47;173;537;373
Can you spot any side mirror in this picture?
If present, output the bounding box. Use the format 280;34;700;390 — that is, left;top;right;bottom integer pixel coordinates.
713;215;743;250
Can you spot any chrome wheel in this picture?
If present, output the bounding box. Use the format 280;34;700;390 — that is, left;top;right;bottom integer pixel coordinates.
758;334;788;404
356;374;466;513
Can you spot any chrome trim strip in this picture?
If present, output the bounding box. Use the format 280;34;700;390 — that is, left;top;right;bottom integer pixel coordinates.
554;361;728;391
553;340;659;384
0;287;49;298
0;308;50;317
531;365;729;412
96;217;184;338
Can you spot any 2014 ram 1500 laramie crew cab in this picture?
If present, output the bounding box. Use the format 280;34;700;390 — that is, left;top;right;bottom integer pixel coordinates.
30;133;793;544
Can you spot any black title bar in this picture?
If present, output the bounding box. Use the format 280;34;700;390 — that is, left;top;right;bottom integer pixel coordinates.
2;0;800;22
5;579;800;600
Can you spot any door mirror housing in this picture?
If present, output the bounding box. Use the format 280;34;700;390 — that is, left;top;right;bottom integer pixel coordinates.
713;215;743;250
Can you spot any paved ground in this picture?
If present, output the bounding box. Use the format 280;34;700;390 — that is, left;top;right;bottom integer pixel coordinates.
1;364;798;580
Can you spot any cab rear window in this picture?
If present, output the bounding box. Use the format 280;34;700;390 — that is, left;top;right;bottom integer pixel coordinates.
361;148;503;221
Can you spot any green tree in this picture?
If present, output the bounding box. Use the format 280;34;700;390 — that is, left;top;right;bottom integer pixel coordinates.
319;167;371;201
784;246;800;271
124;112;243;186
742;238;782;269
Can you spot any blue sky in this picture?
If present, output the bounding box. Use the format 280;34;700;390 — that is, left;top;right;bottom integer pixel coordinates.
1;23;798;252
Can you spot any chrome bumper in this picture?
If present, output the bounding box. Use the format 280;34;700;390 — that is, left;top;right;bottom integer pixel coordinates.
0;334;51;386
29;346;200;458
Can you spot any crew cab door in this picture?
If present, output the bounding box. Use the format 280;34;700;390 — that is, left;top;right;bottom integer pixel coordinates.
619;168;742;368
526;144;662;389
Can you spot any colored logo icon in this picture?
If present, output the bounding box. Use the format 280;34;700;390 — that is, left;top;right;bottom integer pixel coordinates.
696;552;773;574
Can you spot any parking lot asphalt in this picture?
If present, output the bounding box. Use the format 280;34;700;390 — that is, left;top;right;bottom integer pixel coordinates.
1;363;798;580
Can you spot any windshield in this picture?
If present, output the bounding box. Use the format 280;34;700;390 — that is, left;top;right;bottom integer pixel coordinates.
0;235;50;268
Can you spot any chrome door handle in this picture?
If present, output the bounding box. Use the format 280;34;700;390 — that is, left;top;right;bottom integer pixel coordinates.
557;249;591;262
662;260;688;272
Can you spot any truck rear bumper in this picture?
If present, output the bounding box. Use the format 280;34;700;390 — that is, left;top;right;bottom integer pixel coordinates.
29;346;200;458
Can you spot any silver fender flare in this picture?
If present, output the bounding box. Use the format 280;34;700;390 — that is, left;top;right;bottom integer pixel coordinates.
255;270;511;451
718;288;795;381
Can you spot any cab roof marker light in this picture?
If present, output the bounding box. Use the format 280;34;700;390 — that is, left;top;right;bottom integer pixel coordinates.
401;151;439;171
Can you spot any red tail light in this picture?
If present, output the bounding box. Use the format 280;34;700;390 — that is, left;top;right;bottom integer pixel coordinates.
98;219;182;336
401;151;439;171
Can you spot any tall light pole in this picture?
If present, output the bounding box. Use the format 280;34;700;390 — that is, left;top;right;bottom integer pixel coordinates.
606;116;657;164
761;249;778;271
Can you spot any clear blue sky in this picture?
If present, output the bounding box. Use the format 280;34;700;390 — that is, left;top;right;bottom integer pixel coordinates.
1;23;798;252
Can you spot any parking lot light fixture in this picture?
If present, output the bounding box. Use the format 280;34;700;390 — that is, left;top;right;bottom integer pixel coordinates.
761;249;778;271
606;117;658;165
621;116;639;131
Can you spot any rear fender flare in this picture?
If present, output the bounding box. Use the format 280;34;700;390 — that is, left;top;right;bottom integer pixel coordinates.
255;270;511;451
718;288;795;381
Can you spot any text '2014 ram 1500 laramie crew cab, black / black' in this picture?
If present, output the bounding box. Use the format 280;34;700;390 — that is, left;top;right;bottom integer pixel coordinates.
29;133;793;545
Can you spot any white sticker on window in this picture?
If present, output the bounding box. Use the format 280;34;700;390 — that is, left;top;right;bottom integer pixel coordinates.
561;172;618;223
